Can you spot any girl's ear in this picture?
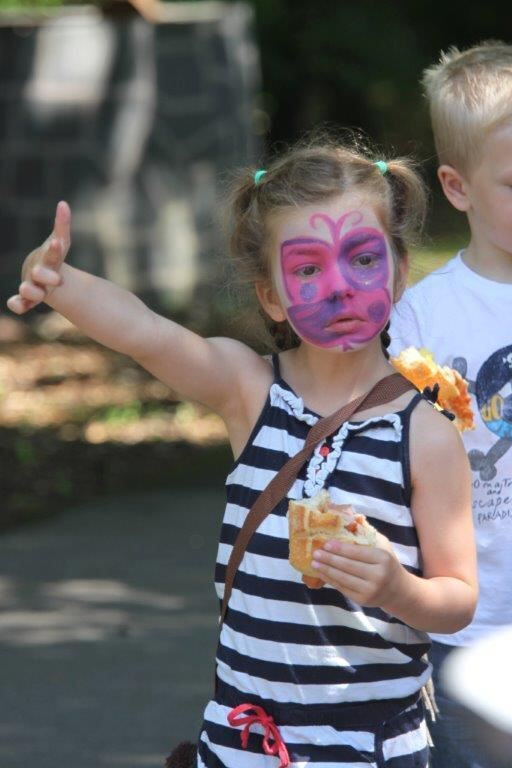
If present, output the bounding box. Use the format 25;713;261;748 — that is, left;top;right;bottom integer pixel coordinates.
393;251;410;302
437;165;471;212
255;280;287;323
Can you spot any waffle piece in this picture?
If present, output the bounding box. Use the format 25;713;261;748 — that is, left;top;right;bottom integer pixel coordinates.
391;346;474;432
288;490;378;588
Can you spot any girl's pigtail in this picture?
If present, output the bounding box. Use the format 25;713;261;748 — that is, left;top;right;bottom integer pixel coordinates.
228;169;300;352
227;170;266;282
385;160;428;254
380;321;391;359
268;318;300;351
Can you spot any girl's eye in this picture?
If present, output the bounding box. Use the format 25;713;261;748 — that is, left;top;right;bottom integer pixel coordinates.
295;265;320;278
352;252;377;268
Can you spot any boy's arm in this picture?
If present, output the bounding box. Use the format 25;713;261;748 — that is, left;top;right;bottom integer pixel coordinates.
7;202;259;416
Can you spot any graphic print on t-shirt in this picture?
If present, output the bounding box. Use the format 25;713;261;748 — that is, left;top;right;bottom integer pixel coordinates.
453;344;512;481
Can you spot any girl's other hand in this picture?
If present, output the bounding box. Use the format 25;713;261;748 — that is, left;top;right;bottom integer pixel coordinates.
7;201;71;315
311;533;406;607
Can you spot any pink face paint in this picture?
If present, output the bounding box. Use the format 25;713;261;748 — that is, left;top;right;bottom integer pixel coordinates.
279;210;393;350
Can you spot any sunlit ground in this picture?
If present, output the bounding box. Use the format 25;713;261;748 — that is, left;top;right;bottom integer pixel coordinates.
0;315;228;445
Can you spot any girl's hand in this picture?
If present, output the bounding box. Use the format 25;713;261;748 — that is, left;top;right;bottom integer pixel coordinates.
311;533;406;607
7;201;71;315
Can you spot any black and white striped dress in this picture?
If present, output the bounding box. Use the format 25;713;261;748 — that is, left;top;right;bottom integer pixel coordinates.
199;356;431;768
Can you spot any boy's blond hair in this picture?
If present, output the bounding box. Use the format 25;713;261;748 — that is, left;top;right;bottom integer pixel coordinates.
422;40;512;174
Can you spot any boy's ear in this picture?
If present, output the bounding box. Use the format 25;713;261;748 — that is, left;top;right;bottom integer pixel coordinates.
255;279;287;323
437;165;471;212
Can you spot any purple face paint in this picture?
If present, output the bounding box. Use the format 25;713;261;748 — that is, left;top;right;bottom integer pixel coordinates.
300;283;318;302
279;210;393;350
368;301;387;323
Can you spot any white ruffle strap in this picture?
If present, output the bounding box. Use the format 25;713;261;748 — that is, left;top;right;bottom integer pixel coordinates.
270;382;319;426
270;382;403;498
304;413;403;497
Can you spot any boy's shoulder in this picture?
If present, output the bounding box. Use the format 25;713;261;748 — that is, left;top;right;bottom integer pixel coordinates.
393;255;462;327
404;253;461;303
390;255;462;348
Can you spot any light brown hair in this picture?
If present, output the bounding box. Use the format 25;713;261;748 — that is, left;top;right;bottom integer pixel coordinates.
422;40;512;174
227;138;427;350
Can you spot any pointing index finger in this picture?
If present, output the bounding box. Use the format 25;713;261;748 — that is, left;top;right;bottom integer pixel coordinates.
40;201;71;269
52;200;71;244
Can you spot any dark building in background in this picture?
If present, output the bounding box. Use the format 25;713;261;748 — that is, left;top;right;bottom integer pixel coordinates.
0;1;260;312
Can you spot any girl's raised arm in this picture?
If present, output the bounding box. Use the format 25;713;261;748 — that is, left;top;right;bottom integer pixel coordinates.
7;202;260;417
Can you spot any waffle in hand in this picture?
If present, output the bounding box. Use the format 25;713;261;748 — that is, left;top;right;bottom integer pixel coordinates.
288;490;378;588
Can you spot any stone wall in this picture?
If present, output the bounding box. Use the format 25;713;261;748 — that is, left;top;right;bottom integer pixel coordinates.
0;2;260;312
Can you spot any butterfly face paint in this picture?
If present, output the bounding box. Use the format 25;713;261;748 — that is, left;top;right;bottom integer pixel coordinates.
277;208;393;350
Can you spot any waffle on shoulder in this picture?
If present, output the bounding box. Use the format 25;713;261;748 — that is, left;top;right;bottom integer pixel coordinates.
288;490;378;588
391;346;474;432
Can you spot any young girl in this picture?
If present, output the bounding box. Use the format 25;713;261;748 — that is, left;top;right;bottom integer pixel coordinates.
8;141;477;768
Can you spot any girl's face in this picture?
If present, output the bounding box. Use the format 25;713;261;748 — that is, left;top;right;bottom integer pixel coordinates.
269;193;396;351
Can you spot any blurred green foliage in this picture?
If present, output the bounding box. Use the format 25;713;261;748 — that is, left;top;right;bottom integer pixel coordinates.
0;0;65;7
248;0;505;149
243;0;504;238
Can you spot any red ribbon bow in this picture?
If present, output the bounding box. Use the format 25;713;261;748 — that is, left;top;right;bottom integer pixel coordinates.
227;703;291;767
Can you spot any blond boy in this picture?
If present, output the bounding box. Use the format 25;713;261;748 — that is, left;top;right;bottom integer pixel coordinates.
390;41;512;768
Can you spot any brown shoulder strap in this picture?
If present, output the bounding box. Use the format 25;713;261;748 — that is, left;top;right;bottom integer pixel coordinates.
220;372;414;622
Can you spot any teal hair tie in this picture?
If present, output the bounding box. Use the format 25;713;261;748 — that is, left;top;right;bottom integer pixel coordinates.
254;169;267;184
374;160;388;175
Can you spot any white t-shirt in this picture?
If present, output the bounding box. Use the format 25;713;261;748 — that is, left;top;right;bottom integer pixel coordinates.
390;252;512;647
